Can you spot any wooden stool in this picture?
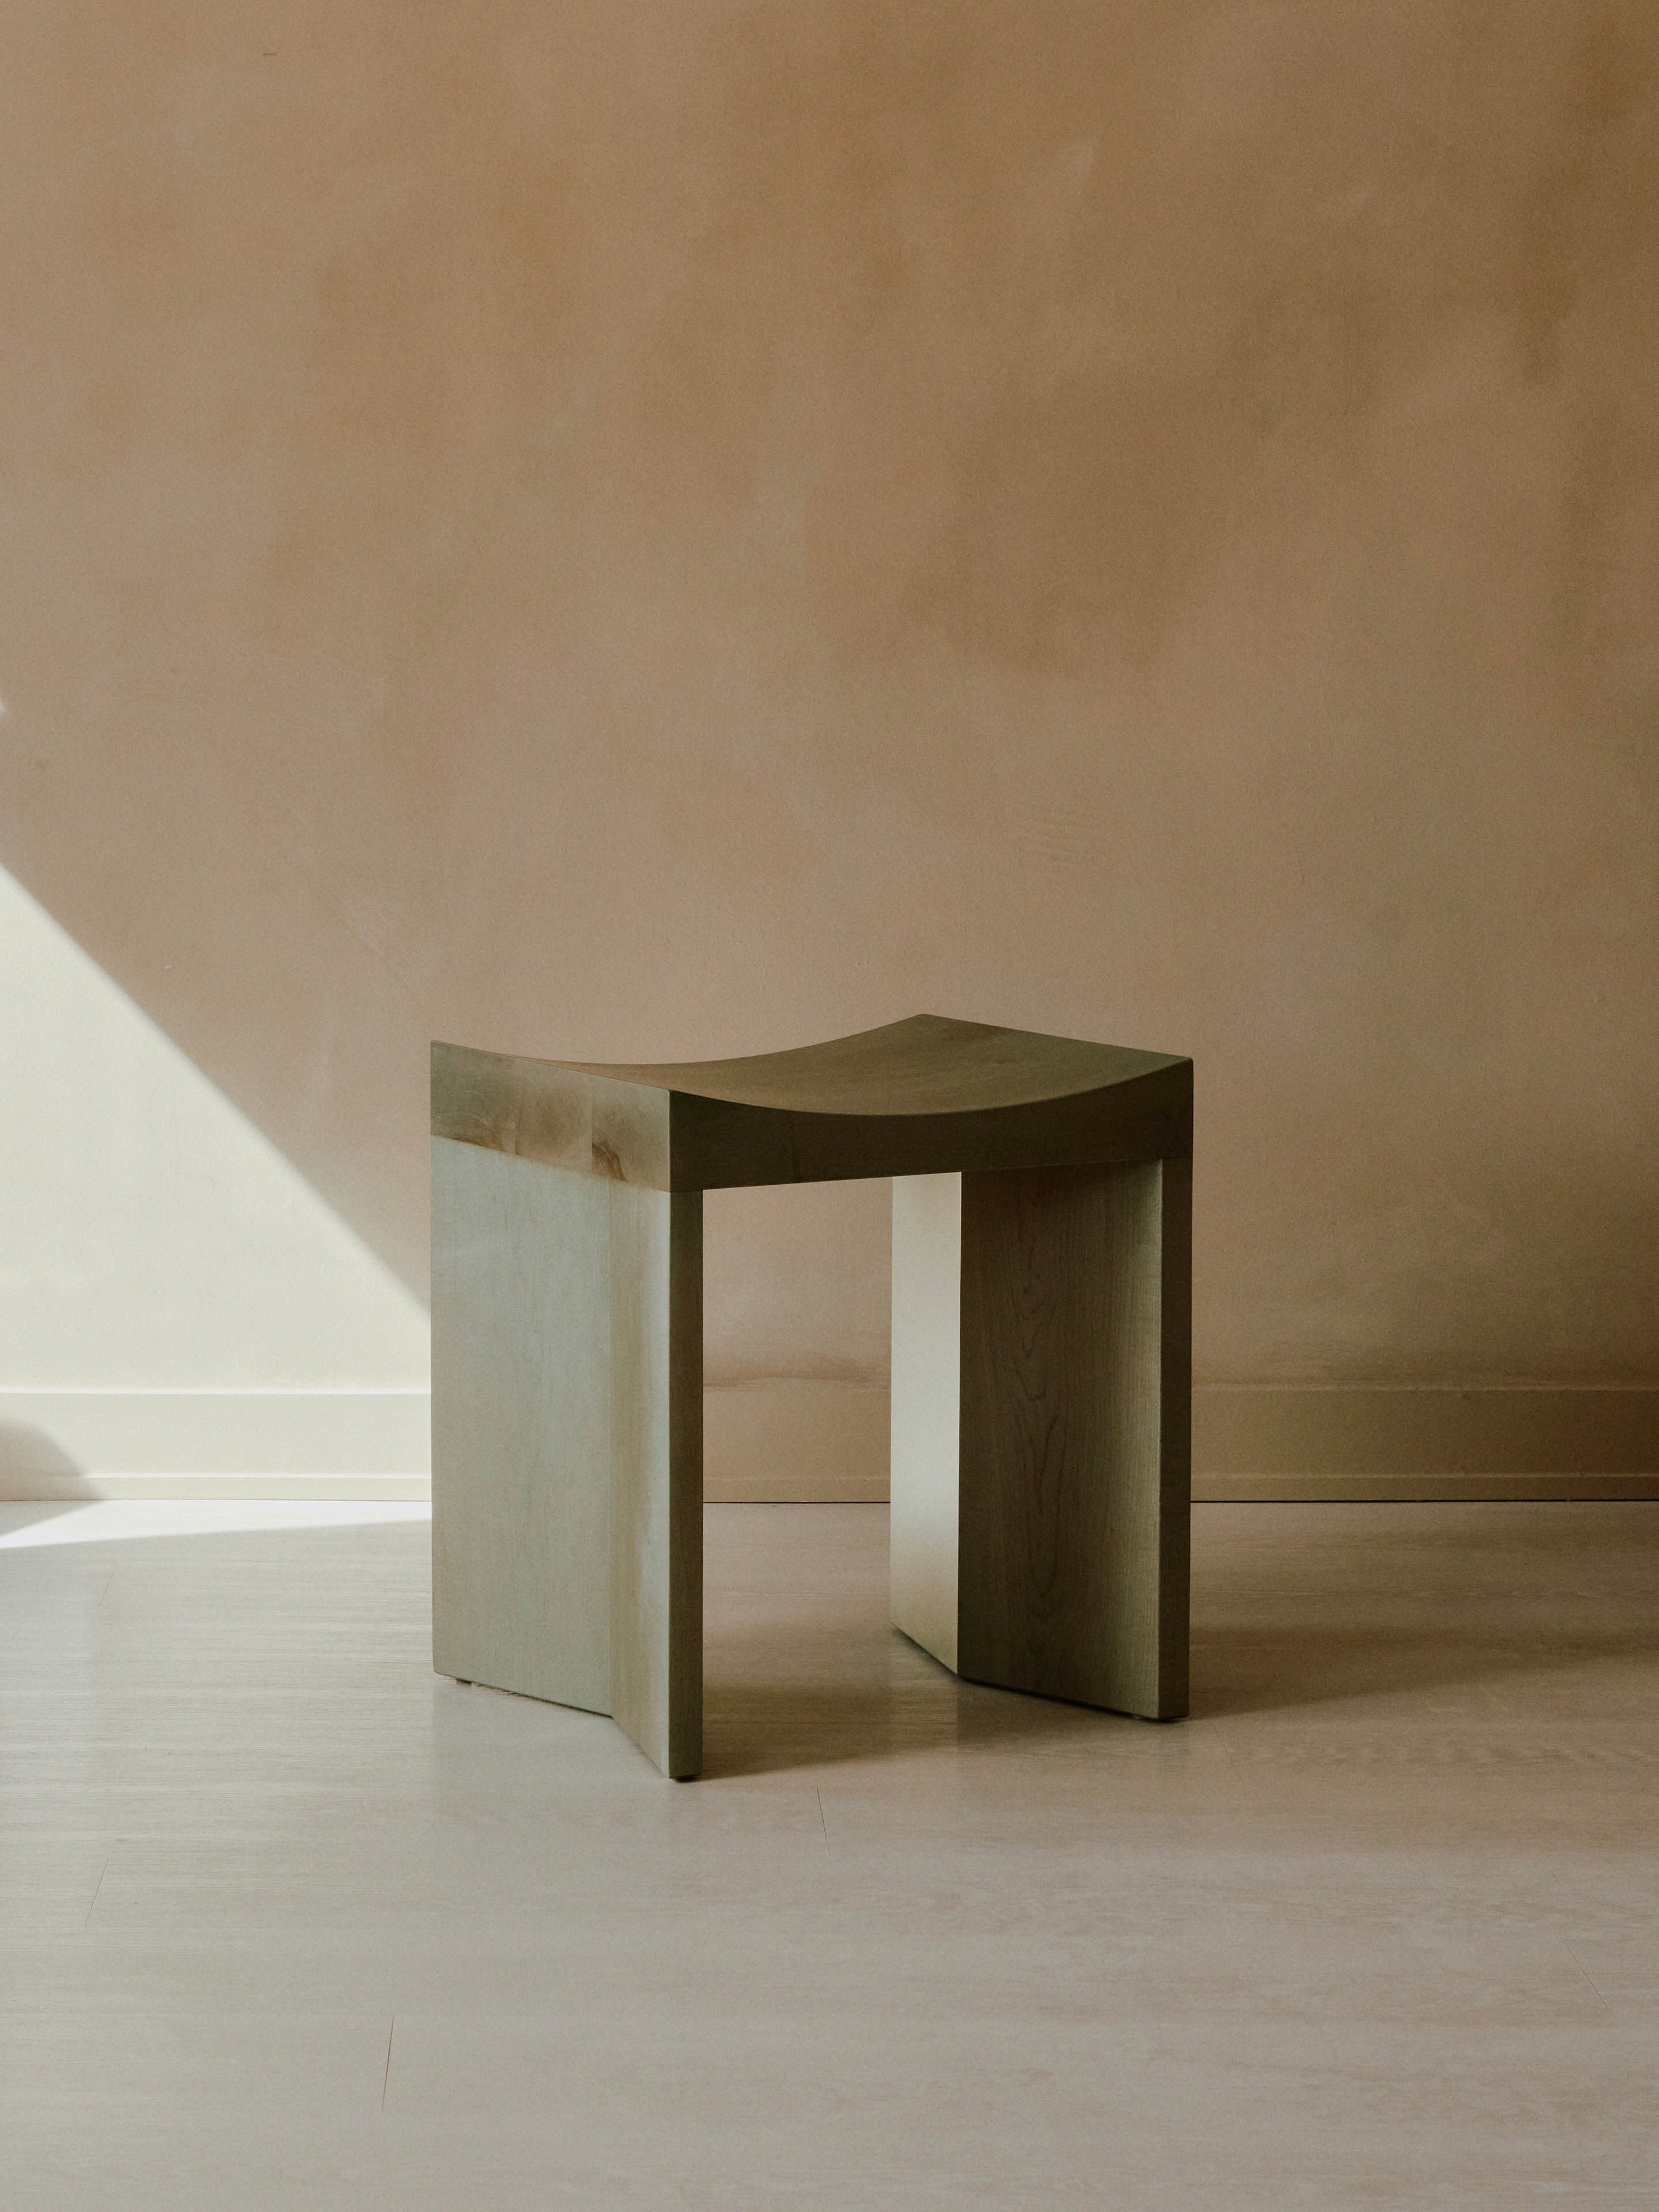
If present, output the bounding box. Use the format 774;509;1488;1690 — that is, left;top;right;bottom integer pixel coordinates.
430;1015;1192;1776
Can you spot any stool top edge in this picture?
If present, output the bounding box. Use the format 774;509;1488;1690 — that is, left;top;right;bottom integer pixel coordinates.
449;1013;1188;1120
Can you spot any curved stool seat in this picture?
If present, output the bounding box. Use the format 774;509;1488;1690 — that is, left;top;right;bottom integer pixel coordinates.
432;1015;1192;1775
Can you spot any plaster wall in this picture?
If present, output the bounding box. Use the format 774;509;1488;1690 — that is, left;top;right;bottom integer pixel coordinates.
1;2;1654;1484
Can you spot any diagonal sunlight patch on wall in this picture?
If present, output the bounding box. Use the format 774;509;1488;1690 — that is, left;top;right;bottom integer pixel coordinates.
0;867;430;1499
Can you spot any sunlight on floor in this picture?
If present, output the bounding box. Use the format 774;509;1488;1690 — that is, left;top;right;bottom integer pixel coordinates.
0;1500;431;1549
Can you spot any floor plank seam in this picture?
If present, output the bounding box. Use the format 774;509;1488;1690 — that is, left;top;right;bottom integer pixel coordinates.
82;1849;111;1930
1563;1942;1612;2012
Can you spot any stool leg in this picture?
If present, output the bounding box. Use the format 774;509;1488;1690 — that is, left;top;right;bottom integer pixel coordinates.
958;1159;1189;1720
609;1183;703;1778
432;1137;702;1775
890;1159;1190;1721
890;1173;965;1672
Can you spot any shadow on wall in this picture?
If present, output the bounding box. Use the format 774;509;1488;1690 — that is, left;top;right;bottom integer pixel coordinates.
0;1423;98;1500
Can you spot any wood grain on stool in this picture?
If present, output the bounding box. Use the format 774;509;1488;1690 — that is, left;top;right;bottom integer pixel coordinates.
433;1015;1193;1774
959;1159;1189;1720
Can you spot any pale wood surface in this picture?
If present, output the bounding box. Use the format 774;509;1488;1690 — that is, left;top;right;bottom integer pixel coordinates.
431;1044;670;1187
9;1499;1656;2203
1156;1153;1195;1708
430;1138;613;1713
606;1186;702;1778
889;1173;963;1673
958;1158;1189;1720
431;1140;702;1774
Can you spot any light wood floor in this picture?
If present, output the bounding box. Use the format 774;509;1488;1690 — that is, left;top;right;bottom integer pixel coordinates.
3;1499;1655;2209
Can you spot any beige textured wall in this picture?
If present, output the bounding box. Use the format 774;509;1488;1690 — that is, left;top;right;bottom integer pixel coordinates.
1;3;1655;1422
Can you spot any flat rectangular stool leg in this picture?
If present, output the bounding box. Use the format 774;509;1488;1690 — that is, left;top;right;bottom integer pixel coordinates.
890;1173;964;1671
890;1160;1190;1721
432;1136;703;1776
960;1159;1189;1719
609;1185;703;1777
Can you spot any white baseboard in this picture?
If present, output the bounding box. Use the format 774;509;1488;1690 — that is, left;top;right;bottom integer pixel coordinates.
0;1472;434;1502
5;1381;1653;1504
1193;1384;1659;1487
1195;1471;1659;1502
0;1389;431;1501
0;1382;893;1504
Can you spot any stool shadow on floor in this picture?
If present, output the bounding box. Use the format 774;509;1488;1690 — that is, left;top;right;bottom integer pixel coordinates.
1188;1501;1659;1721
1188;1624;1630;1720
696;1502;1659;1775
701;1648;1156;1780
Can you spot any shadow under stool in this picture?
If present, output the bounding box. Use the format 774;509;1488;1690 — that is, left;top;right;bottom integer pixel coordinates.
430;1013;1193;1776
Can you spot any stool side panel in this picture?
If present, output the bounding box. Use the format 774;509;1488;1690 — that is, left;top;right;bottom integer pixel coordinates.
890;1173;963;1673
430;1137;614;1714
1156;1152;1193;1715
957;1157;1186;1719
433;1042;671;1189
608;1185;703;1778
